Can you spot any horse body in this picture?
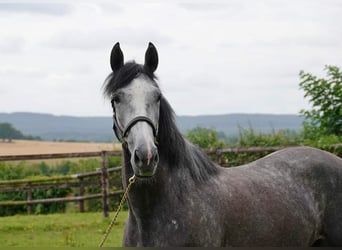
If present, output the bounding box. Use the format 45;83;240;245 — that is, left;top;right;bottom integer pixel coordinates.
122;145;342;246
220;146;342;246
103;42;342;246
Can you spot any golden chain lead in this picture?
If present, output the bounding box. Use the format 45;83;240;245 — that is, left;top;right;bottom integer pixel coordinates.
99;175;136;247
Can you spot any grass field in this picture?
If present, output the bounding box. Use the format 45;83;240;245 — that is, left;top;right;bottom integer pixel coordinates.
0;141;127;247
0;140;121;156
0;211;128;247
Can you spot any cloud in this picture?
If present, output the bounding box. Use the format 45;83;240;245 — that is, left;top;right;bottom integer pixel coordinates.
0;2;72;16
96;2;124;14
0;67;48;79
43;27;173;51
42;30;112;50
0;36;25;54
116;29;174;47
178;1;243;12
1;0;341;117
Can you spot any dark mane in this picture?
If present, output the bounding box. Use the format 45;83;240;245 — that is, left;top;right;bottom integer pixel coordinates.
103;61;218;182
158;97;219;182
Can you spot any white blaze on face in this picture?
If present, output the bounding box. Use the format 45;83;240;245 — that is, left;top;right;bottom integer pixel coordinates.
123;76;159;162
127;78;149;117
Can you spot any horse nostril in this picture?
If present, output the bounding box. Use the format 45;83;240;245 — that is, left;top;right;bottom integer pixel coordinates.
133;147;158;168
134;149;143;166
153;150;159;164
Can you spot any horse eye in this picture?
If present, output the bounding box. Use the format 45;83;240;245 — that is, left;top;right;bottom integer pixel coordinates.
112;94;120;104
157;93;162;101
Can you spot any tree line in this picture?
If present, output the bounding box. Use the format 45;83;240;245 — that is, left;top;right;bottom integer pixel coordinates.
0;123;40;141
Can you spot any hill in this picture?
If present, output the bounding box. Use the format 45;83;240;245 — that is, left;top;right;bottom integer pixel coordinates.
0;112;112;142
178;113;303;137
0;112;303;142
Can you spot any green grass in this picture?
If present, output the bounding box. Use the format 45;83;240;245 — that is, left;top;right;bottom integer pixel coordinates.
0;211;128;247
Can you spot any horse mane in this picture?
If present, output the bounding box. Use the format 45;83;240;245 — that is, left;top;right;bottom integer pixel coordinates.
103;62;219;183
157;97;219;182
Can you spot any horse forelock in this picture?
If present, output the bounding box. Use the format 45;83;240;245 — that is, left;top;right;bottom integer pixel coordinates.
103;61;157;98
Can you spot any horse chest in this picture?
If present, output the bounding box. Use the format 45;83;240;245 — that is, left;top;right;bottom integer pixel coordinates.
128;198;224;246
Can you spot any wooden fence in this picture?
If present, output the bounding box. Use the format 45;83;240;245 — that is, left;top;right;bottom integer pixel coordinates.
0;145;341;217
0;150;122;218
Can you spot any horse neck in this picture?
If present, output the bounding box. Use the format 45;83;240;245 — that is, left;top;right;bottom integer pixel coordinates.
121;135;219;218
156;108;219;183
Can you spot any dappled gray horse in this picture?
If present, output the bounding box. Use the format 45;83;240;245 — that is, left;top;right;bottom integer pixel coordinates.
103;42;342;246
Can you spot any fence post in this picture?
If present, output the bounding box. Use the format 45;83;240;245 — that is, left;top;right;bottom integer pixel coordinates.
217;151;225;166
78;177;85;213
101;151;109;218
27;182;33;214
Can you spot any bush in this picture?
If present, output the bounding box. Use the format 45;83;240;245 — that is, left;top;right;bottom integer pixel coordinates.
237;127;302;147
299;65;342;139
186;127;224;149
211;127;302;167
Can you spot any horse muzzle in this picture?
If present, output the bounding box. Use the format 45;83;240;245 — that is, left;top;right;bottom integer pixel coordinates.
131;145;159;178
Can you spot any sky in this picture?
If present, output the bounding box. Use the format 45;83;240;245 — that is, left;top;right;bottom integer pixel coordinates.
0;0;341;117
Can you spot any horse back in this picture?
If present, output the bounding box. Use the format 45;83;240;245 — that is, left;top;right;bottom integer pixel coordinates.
220;146;342;246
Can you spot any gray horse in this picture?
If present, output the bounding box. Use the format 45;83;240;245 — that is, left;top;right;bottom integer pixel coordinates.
103;42;342;247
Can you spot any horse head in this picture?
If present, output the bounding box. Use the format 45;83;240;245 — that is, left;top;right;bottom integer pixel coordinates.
107;42;160;178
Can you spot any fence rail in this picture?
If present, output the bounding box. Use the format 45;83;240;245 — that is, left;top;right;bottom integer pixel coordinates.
207;146;285;154
1;145;341;217
0;150;122;161
0;190;124;206
0;150;123;217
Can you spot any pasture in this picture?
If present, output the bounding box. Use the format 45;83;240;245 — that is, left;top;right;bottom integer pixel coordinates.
1;139;341;246
0;211;127;247
0;140;127;247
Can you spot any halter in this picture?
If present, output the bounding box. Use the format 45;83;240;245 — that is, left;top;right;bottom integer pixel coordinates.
113;114;158;144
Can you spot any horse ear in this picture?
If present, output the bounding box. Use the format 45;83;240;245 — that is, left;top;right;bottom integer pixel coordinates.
144;42;158;73
110;42;124;72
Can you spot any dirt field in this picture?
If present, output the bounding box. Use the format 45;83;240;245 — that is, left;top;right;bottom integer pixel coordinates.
0;140;121;156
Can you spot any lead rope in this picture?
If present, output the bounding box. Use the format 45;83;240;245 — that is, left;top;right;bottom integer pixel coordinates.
99;175;136;247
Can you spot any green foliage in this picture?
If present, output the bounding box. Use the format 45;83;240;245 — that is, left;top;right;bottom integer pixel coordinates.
213;127;303;167
185;126;308;167
186;126;304;150
0;163;29;215
32;188;71;215
0;161;72;216
0;123;24;140
186;127;224;149
0;122;41;140
237;127;302;147
299;65;342;139
302;134;342;156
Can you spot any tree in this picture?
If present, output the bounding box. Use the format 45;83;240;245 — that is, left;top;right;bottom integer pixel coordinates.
299;65;342;139
186;127;224;149
0;123;24;141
